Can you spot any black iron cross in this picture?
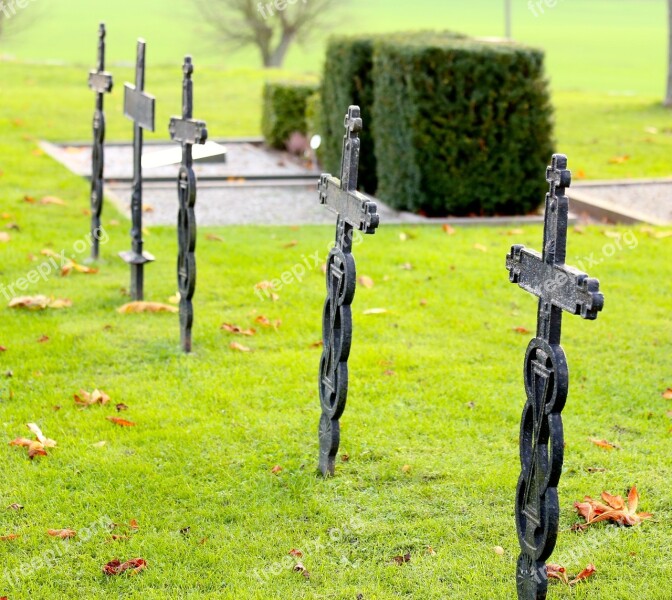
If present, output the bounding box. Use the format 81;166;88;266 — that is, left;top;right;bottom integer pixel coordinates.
506;154;604;600
317;105;379;477
169;56;207;353
87;23;113;261
119;39;156;301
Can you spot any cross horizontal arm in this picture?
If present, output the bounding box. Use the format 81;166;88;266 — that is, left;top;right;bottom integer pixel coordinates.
318;174;379;234
169;117;208;145
89;71;113;94
124;84;156;131
507;245;604;320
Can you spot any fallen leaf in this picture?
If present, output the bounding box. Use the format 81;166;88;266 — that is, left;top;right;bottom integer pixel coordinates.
255;281;275;290
180;526;190;535
47;529;76;539
309;340;323;349
547;564;569;585
255;315;281;329
129;519;139;530
283;240;298;248
221;323;256;336
589;437;620;450
341;454;350;462
513;326;531;334
293;562;310;578
363;308;387;315
230;342;251;352
392;553;411;565
570;564;597;585
0;534;19;541
427;546;437;556
116;403;129;412
205;234;224;242
0;345;6;352
358;275;374;289
9;295;71;310
474;243;488;252
7;503;24;510
103;557;147;576
289;549;303;558
608;155;630;164
442;224;455;235
401;464;411;473
0;232;10;243
106;417;136;427
37;335;49;343
271;465;282;474
27;423;56;448
40;196;66;205
143;205;154;213
117;302;178;314
74;389;110;407
574;486;652;528
662;388;672;399
505;229;524;236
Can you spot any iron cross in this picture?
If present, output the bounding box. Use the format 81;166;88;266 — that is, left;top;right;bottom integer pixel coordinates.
87;23;113;261
119;39;156;301
317;105;379;477
506;154;604;600
169;56;208;353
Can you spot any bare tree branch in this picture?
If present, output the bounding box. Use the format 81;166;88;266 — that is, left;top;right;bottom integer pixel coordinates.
194;0;345;67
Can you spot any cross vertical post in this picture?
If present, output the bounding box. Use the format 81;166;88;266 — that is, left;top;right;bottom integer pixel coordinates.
87;23;113;261
169;56;207;353
317;105;380;476
120;39;156;301
506;154;604;599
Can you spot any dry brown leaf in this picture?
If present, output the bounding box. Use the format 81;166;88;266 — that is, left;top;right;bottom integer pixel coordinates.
293;562;310;578
662;388;672;399
574;486;652;528
117;302;178;314
0;534;19;541
0;345;6;352
47;528;76;539
442;224;455;235
589;437;620;450
608;155;630;164
106;417;136;427
9;295;71;310
116;403;129;412
513;326;531;334
309;340;323;349
255;315;281;329
7;503;24;510
41;196;66;205
283;240;298;248
358;275;374;289
392;553;411;565
102;557;147;576
205;233;224;242
221;323;256;336
548;563;596;587
37;335;49;343
289;549;303;558
271;465;282;474
74;389;110;407
570;564;597;585
27;423;56;448
255;281;275;290
230;341;252;352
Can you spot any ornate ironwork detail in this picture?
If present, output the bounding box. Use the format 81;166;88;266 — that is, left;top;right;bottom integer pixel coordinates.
119;39;156;301
169;56;208;353
87;23;113;261
317;106;379;476
506;154;604;599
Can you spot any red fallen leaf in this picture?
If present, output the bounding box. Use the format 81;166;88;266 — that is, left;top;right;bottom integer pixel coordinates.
0;534;19;541
230;342;252;352
392;553;411;565
309;340;323;349
662;388;672;399
28;441;48;459
589;437;620;450
129;519;139;530
442;224;455;235
513;326;531;334
106;417;136;427
255;315;281;329
547;563;568;585
221;323;256;336
37;335;49;343
570;564;596;585
47;528;76;539
271;465;282;474
574;486;653;528
0;345;6;352
289;549;303;558
102;557;147;576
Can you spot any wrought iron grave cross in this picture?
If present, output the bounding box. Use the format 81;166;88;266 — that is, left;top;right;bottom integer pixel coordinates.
506;154;604;600
87;23;113;261
169;56;208;353
317;105;379;477
120;39;156;301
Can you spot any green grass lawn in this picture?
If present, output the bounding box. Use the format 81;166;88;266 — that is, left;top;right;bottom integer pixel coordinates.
1;56;672;599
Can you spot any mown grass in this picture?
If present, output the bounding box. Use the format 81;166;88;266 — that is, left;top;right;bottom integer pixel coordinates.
0;59;672;598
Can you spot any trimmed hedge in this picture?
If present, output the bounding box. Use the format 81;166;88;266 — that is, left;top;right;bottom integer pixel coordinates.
372;37;554;216
321;35;378;193
262;81;319;150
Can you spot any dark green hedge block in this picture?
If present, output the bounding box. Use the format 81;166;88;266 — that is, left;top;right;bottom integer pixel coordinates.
372;37;554;216
262;81;319;150
321;35;378;193
305;90;325;164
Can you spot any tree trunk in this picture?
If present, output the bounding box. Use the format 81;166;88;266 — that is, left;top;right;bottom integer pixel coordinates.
267;30;295;68
666;0;672;106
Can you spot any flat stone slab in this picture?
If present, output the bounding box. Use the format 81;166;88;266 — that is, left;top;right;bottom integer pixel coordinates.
570;180;672;225
41;140;317;181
